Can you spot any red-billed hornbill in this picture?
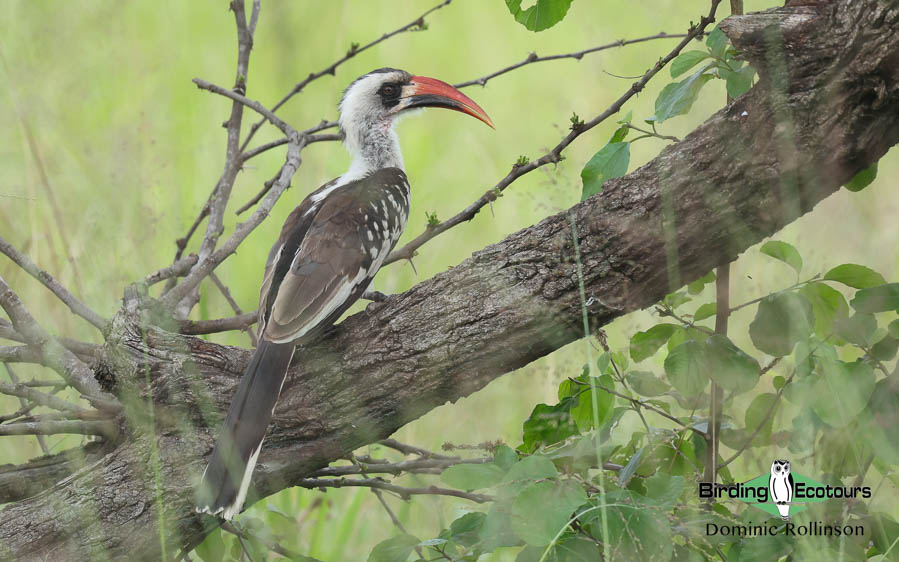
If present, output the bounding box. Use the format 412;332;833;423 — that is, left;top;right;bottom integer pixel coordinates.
196;68;492;519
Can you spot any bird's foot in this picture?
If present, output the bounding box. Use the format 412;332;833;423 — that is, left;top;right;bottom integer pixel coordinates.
362;290;389;303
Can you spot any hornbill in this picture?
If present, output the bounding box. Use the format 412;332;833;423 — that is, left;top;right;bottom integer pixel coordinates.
196;68;493;519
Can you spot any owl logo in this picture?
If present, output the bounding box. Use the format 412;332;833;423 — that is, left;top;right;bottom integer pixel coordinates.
769;459;794;520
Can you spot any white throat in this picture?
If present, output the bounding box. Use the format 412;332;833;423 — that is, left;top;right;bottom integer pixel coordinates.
341;117;405;180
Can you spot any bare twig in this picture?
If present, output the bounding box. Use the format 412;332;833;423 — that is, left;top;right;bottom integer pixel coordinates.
0;419;117;439
454;32;696;88
311;457;489;478
191;0;259;306
161;134;306;308
385;2;722;265
296;477;492;503
192;79;296;137
179;311;257;335
143;254;198;287
379;438;458;460
240;128;339;163
0;234;108;332
238;0;454;152
220;521;301;560
209;271;256;346
2;365;49;453
0;274;112;405
0;378;94;417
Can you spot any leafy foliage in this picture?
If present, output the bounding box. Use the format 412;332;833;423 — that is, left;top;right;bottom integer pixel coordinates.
504;0;574;31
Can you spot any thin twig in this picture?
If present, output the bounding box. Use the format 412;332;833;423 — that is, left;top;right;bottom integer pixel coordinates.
379;438;458;460
0;275;111;402
296;477;492;503
0;378;94;416
241;128;339;163
3;364;49;453
161;134;305;308
311;457;489;478
385;2;722;265
238;0;453;152
220;521;301;560
209;271;256;346
143;254;198;286
192;79;296;137
454;32;696;88
179;311;257;335
0;419;117;438
569;376;692;430
0;234;108;332
190;0;258;313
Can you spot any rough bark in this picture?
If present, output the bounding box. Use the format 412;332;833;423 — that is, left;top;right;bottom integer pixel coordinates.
2;0;898;559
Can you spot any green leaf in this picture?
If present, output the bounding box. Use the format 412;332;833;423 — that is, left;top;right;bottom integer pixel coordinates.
748;292;814;356
850;283;899;313
744;392;778;443
823;264;886;289
871;334;899;361
493;445;519;471
670;50;710;78
625;370;670;397
629;323;678;362
693;303;717;321
521;403;579;453
664;340;708;396
844;161;878;192
444;512;486;547
889;319;899;338
653;67;713;122
721;65;755;98
616;110;633;124
811;359;874;427
368;534;421;562
704;334;761;394
440;463;504;491
834;312;877;345
618;447;644;486
706;26;729;59
510;480;587;546
501;454;559;497
504;0;573;32
799;282;850;339
581;142;630;200
479;504;521;550
664;291;692;309
760;240;802;275
584;491;673;560
195;529;227;562
608;124;629;144
687;271;716;294
570;375;615;431
643;473;685;509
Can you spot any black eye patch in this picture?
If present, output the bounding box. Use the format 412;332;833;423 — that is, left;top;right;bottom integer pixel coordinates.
378;82;404;108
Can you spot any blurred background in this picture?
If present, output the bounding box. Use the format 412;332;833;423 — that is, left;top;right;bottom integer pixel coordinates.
1;0;896;559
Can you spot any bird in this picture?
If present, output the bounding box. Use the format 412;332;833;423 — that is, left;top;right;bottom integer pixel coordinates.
768;459;794;521
195;68;493;519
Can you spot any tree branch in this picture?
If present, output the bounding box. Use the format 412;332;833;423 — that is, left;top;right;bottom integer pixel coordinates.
0;234;108;332
454;32;697;88
294;477;493;504
237;0;454;151
384;2;721;265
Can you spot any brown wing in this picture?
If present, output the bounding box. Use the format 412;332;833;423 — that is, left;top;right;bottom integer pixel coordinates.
257;169;408;344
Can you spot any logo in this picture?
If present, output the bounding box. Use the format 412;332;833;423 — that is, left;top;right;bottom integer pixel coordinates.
697;459;873;537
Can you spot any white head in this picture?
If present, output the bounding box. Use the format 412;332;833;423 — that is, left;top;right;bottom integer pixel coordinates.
338;67;493;177
770;459;791;476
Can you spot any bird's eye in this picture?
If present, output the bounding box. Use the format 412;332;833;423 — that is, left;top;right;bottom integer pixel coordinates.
380;84;398;97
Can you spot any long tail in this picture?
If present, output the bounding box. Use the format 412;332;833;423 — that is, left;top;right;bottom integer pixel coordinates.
195;340;295;519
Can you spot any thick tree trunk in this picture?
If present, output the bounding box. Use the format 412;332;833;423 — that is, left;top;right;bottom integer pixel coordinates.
1;0;897;559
